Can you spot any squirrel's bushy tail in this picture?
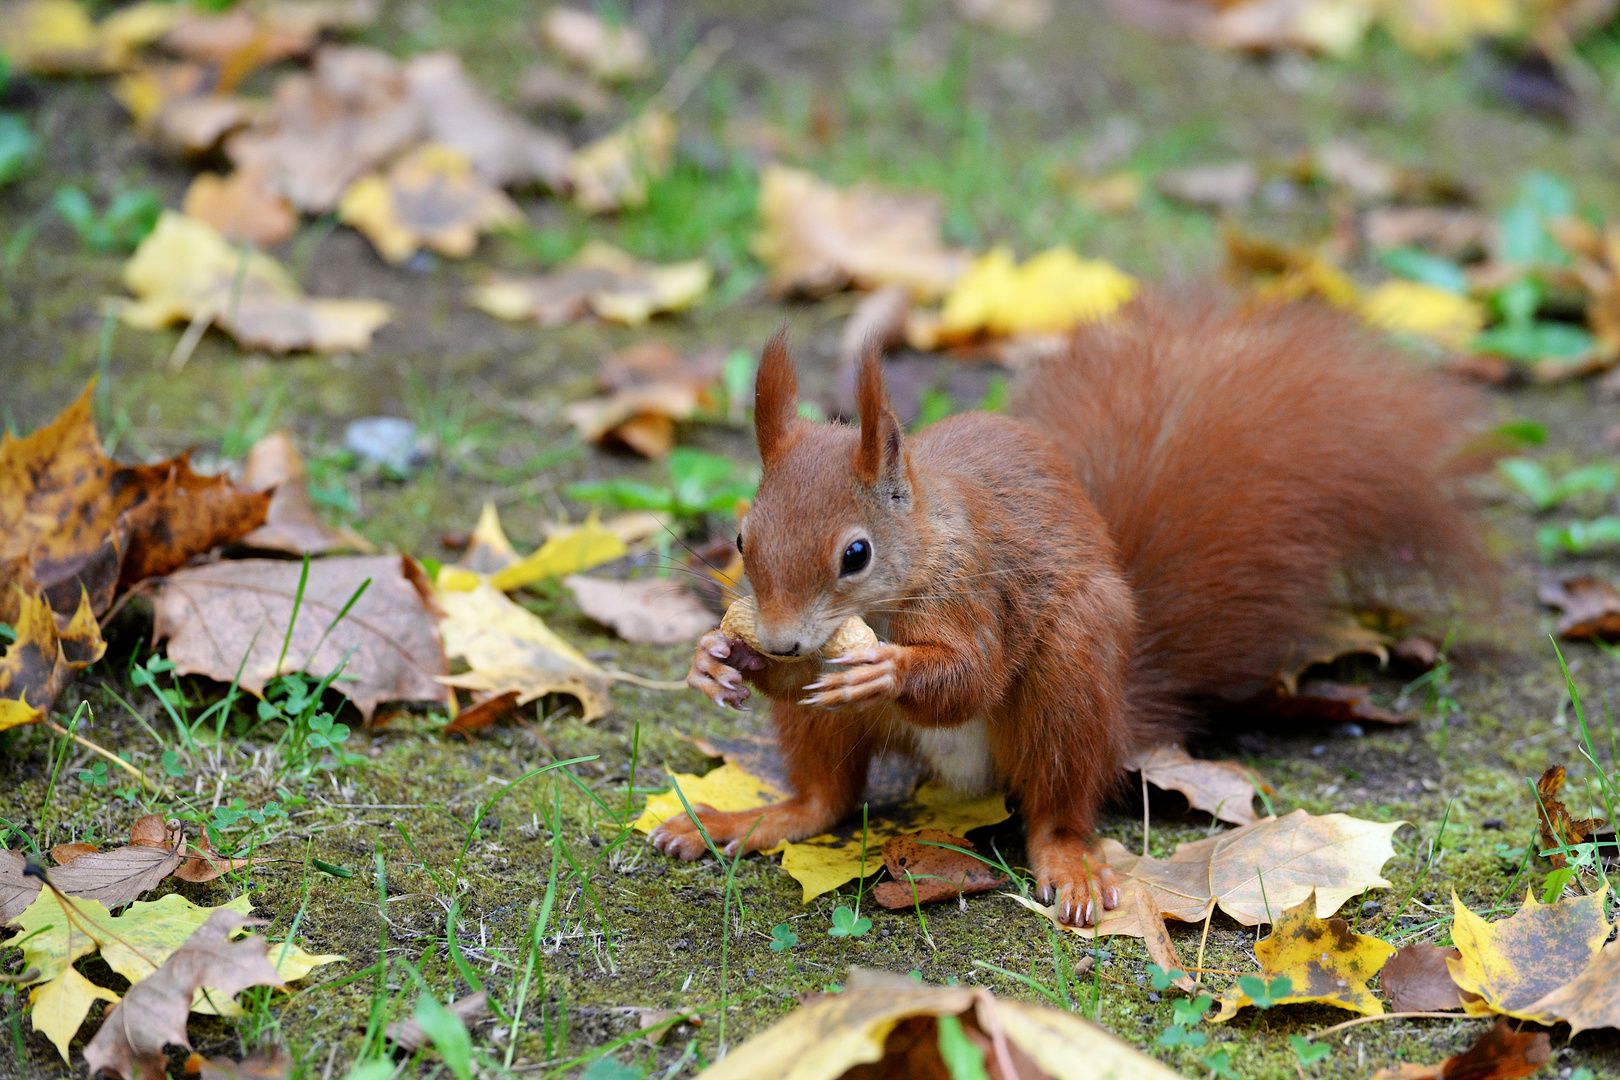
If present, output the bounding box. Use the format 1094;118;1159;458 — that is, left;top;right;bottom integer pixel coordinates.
1010;290;1485;738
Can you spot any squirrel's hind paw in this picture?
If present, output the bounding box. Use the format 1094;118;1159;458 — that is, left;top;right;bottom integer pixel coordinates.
1031;844;1120;928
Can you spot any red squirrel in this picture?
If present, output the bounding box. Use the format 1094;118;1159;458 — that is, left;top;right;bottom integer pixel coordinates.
655;290;1482;926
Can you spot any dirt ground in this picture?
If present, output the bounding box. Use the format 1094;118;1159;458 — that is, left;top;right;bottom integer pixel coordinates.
8;0;1620;1077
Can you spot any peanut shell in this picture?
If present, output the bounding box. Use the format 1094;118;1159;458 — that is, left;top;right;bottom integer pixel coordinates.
720;597;877;661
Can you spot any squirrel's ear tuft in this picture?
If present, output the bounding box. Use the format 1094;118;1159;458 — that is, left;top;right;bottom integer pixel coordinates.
855;348;903;485
755;329;799;466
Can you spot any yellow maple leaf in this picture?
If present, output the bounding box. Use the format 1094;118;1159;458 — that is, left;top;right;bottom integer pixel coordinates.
1378;0;1520;55
939;245;1137;338
339;144;523;264
1211;892;1395;1020
634;762;789;836
1358;280;1486;350
1448;886;1612;1021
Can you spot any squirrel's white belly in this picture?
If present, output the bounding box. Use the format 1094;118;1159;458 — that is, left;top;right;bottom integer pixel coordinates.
909;717;997;795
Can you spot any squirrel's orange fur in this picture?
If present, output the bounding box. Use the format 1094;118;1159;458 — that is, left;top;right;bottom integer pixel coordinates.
660;290;1483;926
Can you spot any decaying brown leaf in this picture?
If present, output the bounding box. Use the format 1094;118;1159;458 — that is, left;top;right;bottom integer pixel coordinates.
116;63;267;152
568;109;676;214
1533;764;1605;868
516;61;616;117
563;347;724;456
471;241;710;328
539;7;652;81
1128;743;1263;826
191;1046;292;1080
403;52;572;191
1365;206;1493;258
436;581;612;722
238;431;373;557
563;575;717;645
702;968;1182;1080
1449;886;1612;1021
1157;161;1258;211
1371;1018;1550;1080
872;829;1007;909
121;212;392;353
227;46;425;213
0;587;105;729
182;170;297;248
339;143;522;263
1539;575;1620;641
1101;809;1403;925
1253;678;1409;725
753;165;971;301
1211;892;1395;1020
0;848;39;923
1382;943;1465;1013
153;555;450;721
83;910;287;1080
384;991;489;1052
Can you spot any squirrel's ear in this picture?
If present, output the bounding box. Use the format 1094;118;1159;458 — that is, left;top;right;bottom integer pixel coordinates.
755;330;799;466
855;349;904;485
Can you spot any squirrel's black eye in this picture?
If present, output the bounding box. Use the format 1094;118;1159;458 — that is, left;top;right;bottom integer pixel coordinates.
736;534;744;555
840;539;871;576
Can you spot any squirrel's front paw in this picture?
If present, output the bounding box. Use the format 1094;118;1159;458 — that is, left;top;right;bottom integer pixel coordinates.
687;630;764;710
799;644;903;709
1032;847;1120;928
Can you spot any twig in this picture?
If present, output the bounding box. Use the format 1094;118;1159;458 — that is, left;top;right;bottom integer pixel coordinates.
1193;900;1216;987
603;670;689;691
1313;1011;1472;1038
42;718;169;796
649;26;735;114
167;305;216;373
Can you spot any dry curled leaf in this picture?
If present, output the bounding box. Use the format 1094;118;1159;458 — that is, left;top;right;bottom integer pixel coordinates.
539;7;652;81
1538;576;1620;640
1533;764;1605;868
227;46;425;213
237;431;373;557
871;829;1006;909
1211;892;1395;1020
568;108;677;214
1382;943;1465;1013
384;991;489;1052
472;241;710;327
1448;886;1612;1021
84;910;287;1080
121;211;392;353
340;143;522;263
563;575;717;645
1372;1018;1550;1080
702;968;1181;1080
435;581;612;722
403;52;572;190
116;63;267;152
0;587;104;729
182;170;297;248
153;555;450;721
1127;743;1263;826
753;165;971;301
1101;809;1403;925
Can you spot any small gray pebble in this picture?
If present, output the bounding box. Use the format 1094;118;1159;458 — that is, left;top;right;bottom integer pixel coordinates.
1333;723;1365;739
1311;744;1327;757
344;417;427;475
1147;991;1161;1003
1482;818;1505;830
1362;901;1382;916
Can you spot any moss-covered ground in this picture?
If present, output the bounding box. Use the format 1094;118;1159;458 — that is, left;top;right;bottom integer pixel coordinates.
9;1;1620;1077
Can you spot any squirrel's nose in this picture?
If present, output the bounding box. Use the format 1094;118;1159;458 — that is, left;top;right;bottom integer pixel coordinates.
756;629;802;656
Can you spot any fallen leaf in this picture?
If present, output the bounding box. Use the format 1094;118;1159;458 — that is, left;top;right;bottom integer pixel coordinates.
954;0;1055;32
384;990;489;1052
152;555;450;721
1371;1018;1550;1080
1;848;39;923
1533;765;1605;868
1225;230;1358;307
516;61;616;117
44;839;183;911
162;5;315;75
701;968;1182;1080
1448;886;1612;1020
1253;678;1410;725
226;46;425;213
471;241;711;327
52;842;100;865
237;431;373;556
0;587;105;726
192;1047;292;1080
402;52;572;190
84;909;287;1079
1359;281;1487;350
564;385;702;458
121;211;392;353
568;108;676;214
1278;612;1393;694
1380;0;1520;56
339;143;522;263
1382;944;1465;1013
1157;161;1259;211
563;575;717;645
1210;892;1395;1020
0;0;119;75
753;164;971;301
115;64;266;152
1540;576;1620;640
871;829;1007;909
488;516;628;591
936;245;1138;339
539;7;652;81
442;689;520;734
435;581;612;721
1127;744;1263;826
1067;170;1145;215
182;170;297;248
1100;809;1404;925
1365;207;1493;258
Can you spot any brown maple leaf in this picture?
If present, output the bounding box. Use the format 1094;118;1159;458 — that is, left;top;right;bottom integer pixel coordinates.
1372;1018;1549;1080
1534;765;1605;867
83;910;287;1080
1381;943;1465;1013
872;829;1007;910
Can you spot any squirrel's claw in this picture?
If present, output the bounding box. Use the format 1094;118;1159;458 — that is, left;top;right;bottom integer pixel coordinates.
688;630;754;709
798;645;902;708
